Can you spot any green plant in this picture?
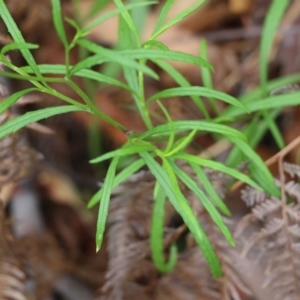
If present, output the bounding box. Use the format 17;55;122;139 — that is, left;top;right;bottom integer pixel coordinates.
0;0;298;278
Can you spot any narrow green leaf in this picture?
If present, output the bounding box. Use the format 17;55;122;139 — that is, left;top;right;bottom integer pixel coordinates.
228;136;275;186
248;92;300;113
156;100;175;153
258;0;288;153
153;60;209;119
51;0;68;48
200;40;213;91
118;13;140;113
200;39;218;115
148;87;249;113
152;0;174;35
83;1;156;34
163;129;197;157
96;156;119;251
88;158;145;208
140;152;222;277
191;164;230;215
128;0;150;36
142;40;169;51
163;156;222;277
139;120;246;141
65;17;81;33
114;0;140;46
71;40;158;79
1;42;39;55
116;48;213;70
152;0;205;39
0;105;86;140
90;144;155;164
85;0;110;18
171;161;234;246
151;182;177;273
260;110;284;149
0;0;42;78
80;41;212;70
21;65;132;91
249;162;280;197
226;110;281;168
226;114;261;167
225;92;300;118
75;69;132;90
173;153;261;191
0;88;38;115
260;0;289;91
223;73;300;118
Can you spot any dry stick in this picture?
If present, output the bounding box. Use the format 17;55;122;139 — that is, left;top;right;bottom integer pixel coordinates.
230;135;300;193
197;134;300;193
265;134;300;166
169;132;300;240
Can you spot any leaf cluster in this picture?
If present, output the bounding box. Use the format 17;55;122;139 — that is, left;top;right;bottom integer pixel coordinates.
0;0;298;277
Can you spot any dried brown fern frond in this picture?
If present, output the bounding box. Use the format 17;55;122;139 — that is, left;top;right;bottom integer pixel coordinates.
0;260;27;300
284;161;300;179
99;170;160;300
0;203;29;300
0;77;42;188
154;247;221;300
13;234;74;299
154;220;252;300
235;163;300;300
0;203;74;299
100;164;242;300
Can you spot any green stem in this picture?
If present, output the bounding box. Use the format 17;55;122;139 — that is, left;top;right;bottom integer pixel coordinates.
138;67;153;129
0;71;66;83
44;87;86;109
67;79;126;131
1;57;44;90
65;48;70;77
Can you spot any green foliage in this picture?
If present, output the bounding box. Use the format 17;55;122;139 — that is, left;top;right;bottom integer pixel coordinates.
224;0;291;166
151;182;178;273
0;0;296;278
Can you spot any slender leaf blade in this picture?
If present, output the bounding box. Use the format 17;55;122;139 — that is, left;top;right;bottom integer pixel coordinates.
152;0;174;35
151;182;177;273
228;136;277;194
0;105;86;139
142;40;169;51
140;152;222;277
173;153;261;191
21;65;132;91
152;0;205;38
114;0;140;46
0;0;42;78
83;1;156;33
90;144;155;164
0;88;38;115
191;164;230;215
139;120;246;141
96;156;119;251
88;158;145;208
71;40;158;79
260;0;289;91
148;87;249;113
153;60;209;118
51;0;68;48
117;48;213;70
171;161;234;246
1;42;38;55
